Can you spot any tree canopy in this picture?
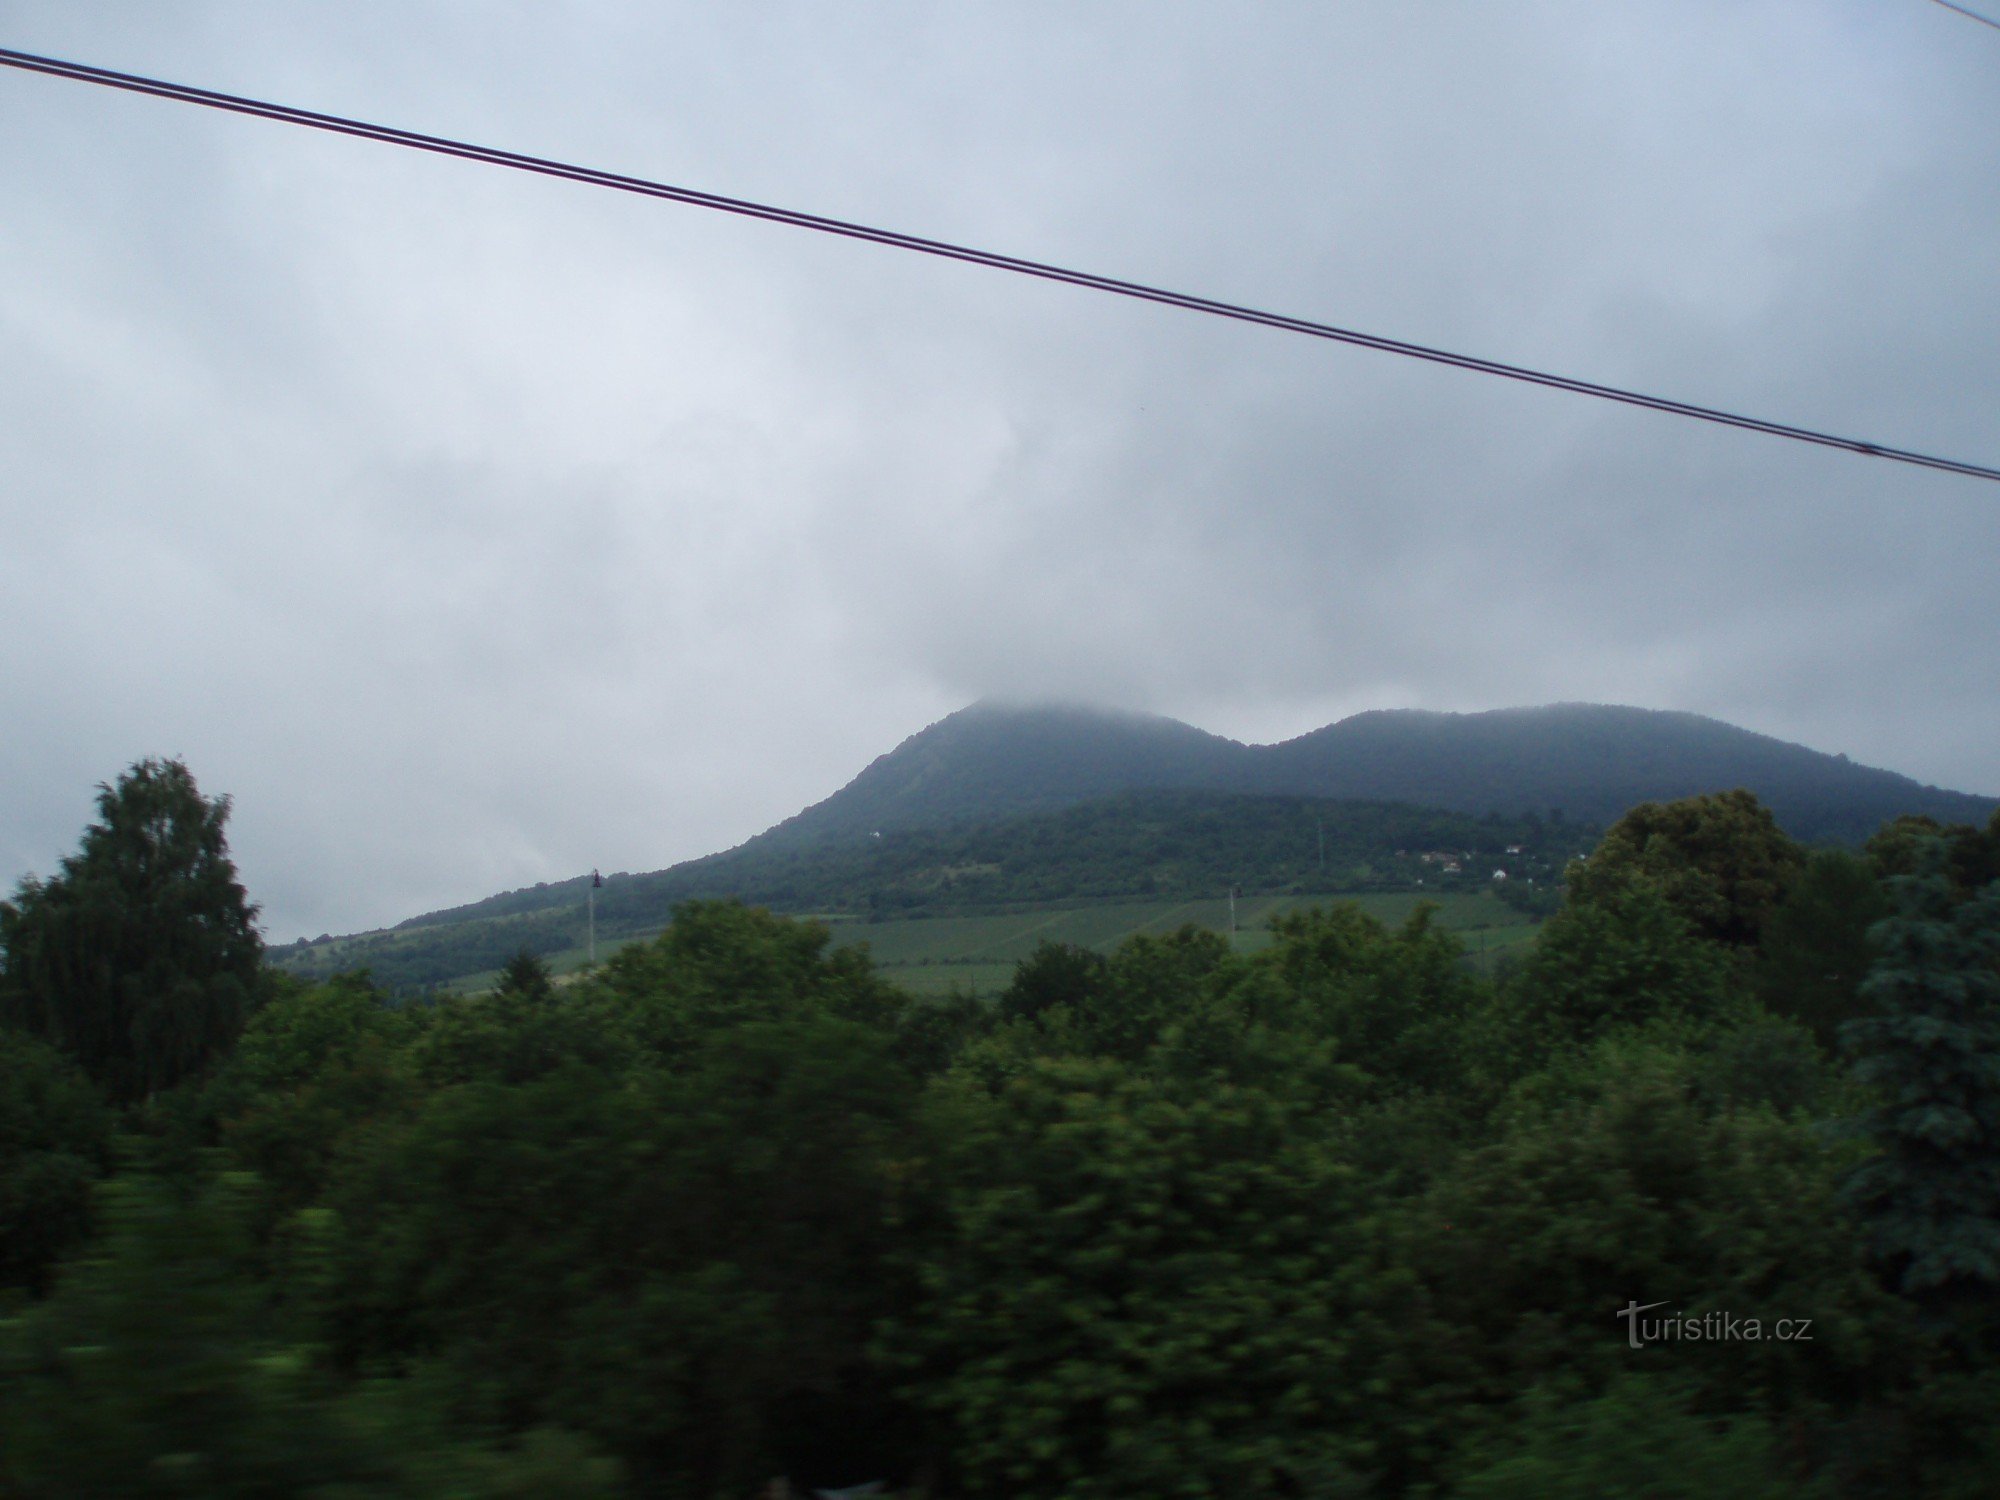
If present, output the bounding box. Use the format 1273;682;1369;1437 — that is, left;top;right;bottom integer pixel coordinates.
1564;788;1805;949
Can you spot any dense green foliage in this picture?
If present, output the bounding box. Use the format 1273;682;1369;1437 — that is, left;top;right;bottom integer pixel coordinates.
1755;848;1894;1049
1841;846;2000;1308
1566;788;1806;948
0;1029;114;1295
11;764;2000;1496
1865;811;2000;903
0;1173;624;1498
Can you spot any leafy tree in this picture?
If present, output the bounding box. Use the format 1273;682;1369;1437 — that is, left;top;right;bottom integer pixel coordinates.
1501;878;1741;1063
1867;811;2000;902
412;980;626;1091
203;975;422;1223
1066;924;1230;1062
327;907;929;1495
887;989;994;1078
1393;1034;1904;1489
995;940;1109;1025
1566;789;1805;949
495;949;557;1004
583;900;906;1062
328;1029;923;1495
890;1054;1388;1497
1260;901;1478;1094
1841;847;2000;1306
324;1068;666;1443
1867;816;1953;880
1;759;263;1103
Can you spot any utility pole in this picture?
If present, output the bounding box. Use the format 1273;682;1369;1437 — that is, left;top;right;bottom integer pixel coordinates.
1228;884;1238;945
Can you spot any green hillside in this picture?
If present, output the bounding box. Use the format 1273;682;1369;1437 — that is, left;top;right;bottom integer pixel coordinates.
273;791;1584;992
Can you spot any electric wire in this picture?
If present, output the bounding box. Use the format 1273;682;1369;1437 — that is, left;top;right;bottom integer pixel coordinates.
2;43;1997;485
1932;0;2000;34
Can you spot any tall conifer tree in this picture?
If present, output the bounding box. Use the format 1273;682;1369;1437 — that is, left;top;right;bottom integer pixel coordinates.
0;758;262;1103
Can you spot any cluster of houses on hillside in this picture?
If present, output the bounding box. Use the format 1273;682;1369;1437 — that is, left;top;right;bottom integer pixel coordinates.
1398;845;1532;883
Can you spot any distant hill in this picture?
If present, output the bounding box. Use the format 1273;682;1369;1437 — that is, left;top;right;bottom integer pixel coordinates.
754;701;1246;847
767;699;1994;850
275;699;1995;991
1239;703;1993;845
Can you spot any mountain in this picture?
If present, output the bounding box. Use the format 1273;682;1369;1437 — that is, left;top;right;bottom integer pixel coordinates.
752;700;1246;847
275;699;1996;991
760;699;1993;851
1239;703;1992;845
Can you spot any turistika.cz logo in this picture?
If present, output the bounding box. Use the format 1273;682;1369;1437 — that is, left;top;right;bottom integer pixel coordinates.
1616;1300;1813;1349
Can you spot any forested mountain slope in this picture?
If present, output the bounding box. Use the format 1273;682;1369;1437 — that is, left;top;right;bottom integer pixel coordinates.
1241;702;1991;843
755;700;1247;846
771;699;1993;849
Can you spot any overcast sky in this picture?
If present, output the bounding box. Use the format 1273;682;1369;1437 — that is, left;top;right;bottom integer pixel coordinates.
3;2;1996;940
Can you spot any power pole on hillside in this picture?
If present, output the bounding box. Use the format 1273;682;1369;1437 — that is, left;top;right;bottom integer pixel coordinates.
589;868;601;965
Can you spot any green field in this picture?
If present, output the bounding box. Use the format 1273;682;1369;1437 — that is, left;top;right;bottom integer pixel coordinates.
472;889;1540;998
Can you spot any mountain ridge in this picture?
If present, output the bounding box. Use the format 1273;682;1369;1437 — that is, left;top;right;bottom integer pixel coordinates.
751;699;1247;849
745;699;1993;856
272;698;1996;990
379;698;1991;936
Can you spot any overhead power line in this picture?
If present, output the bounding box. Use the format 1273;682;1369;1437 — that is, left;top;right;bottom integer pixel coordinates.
1931;0;2000;34
3;43;1997;485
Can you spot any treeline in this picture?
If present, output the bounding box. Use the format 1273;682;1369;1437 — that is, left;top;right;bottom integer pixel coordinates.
6;765;2000;1495
277;791;1595;993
